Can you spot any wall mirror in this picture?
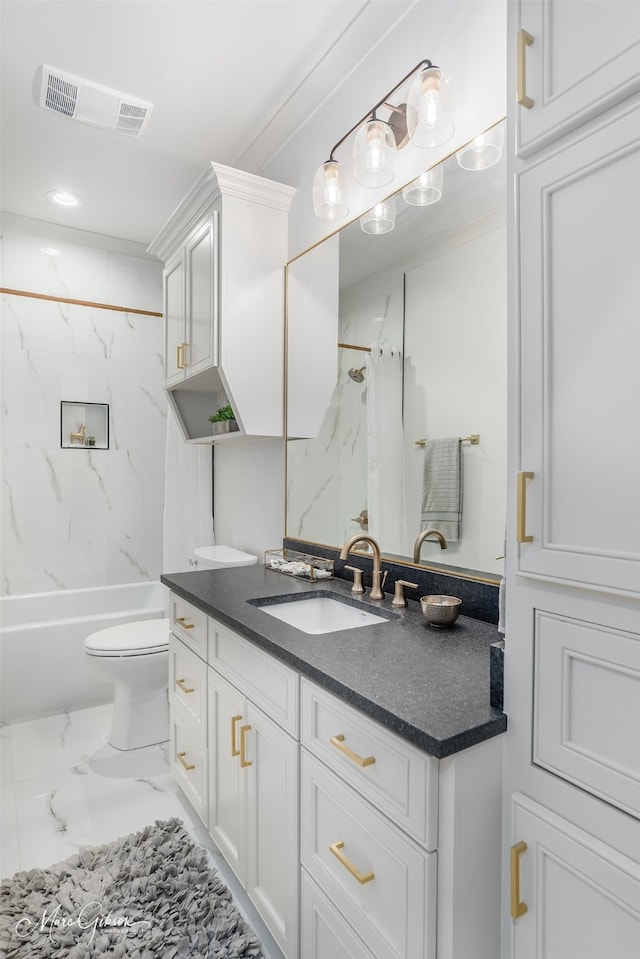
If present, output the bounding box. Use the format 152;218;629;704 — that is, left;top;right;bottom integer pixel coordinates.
286;119;506;581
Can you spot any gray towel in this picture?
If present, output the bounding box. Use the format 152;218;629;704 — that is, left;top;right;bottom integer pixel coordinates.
421;437;462;542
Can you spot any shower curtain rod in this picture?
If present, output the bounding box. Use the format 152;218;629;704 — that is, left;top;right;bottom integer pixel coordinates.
338;342;371;353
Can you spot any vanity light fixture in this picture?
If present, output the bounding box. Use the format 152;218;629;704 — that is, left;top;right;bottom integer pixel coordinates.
402;163;444;206
456;123;504;171
47;190;83;207
313;59;454;221
360;198;396;235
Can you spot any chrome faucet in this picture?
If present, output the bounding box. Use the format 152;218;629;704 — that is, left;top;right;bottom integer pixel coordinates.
413;528;448;563
340;534;384;600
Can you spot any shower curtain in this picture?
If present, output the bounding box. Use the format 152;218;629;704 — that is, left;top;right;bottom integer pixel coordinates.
366;345;406;555
163;404;214;573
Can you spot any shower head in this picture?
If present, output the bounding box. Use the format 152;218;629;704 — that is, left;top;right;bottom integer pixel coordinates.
348;366;365;383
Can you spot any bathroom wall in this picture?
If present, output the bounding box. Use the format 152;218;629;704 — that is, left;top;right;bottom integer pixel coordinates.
0;220;166;595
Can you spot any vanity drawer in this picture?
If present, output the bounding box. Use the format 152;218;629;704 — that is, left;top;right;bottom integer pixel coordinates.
208;617;299;736
301;750;436;959
169;593;208;657
301;871;376;959
170;712;207;826
169;635;207;732
301;679;438;850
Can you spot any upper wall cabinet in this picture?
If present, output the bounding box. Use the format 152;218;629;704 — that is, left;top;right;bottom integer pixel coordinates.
515;0;640;157
148;163;295;442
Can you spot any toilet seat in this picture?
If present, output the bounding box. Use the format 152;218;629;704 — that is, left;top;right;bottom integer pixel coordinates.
84;618;170;658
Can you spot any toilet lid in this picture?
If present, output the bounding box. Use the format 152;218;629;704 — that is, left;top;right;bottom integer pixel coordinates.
84;618;170;656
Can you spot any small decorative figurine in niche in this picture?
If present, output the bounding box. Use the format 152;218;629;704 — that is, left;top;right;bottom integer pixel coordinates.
70;423;86;445
86;435;96;447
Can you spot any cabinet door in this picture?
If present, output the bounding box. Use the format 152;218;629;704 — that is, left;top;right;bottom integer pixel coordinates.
164;253;185;387
185;212;218;379
208;668;245;881
517;101;640;595
244;700;299;959
301;871;376;959
513;0;640;157
511;794;640;959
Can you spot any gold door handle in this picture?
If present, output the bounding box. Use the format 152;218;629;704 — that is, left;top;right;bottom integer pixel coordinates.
176;342;189;369
510;840;528;919
516;471;534;543
177;751;195;772
329;841;375;885
330;734;376;768
176;616;195;629
231;715;242;756
240;724;252;768
517;29;534;109
175;678;194;694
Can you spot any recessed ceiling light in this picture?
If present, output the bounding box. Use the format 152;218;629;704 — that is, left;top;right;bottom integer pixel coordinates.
41;247;61;256
47;190;83;207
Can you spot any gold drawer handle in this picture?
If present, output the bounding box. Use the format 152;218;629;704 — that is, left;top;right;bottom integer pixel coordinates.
516;471;534;543
330;734;376;768
177;751;195;772
175;678;194;694
176;342;189;369
231;715;242;757
517;29;534;109
240;724;252;768
176;616;195;630
329;841;375;885
510;841;528;919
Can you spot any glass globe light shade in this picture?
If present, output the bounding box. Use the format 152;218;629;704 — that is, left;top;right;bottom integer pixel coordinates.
407;67;455;149
360;197;396;235
313;160;349;220
353;118;396;188
402;163;444;206
456;123;504;170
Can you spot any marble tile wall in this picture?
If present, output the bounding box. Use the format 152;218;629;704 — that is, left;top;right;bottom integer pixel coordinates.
1;229;166;595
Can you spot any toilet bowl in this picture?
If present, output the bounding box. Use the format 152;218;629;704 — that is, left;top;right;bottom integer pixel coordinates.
84;618;170;751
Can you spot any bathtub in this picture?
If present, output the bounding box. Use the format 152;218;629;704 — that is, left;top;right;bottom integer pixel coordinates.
0;582;166;724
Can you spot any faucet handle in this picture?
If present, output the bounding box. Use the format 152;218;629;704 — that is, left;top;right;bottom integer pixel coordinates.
344;565;365;594
392;579;419;608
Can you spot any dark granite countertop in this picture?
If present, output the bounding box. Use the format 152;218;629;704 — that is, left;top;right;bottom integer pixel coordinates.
161;565;507;760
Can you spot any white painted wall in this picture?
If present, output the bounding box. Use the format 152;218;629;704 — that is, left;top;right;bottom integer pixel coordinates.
0;220;166;594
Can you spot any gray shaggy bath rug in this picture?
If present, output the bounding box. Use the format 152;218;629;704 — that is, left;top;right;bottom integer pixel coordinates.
0;817;264;957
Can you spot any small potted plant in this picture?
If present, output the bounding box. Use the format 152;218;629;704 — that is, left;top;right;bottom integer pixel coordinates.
208;403;239;435
86;435;96;447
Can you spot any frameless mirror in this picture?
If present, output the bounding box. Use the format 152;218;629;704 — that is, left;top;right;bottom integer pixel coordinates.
286;120;506;580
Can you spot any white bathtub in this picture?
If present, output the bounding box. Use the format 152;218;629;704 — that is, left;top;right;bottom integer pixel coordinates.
0;582;166;724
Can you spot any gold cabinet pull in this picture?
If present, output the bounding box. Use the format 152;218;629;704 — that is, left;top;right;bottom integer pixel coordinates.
176;342;189;369
329;841;375;885
240;724;252;768
510;841;528;919
231;715;242;757
177;751;195;772
176;616;195;629
517;29;534;109
516;471;534;543
175;678;194;694
330;734;376;768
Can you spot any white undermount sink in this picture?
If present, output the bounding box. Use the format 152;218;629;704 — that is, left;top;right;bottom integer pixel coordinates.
256;595;390;635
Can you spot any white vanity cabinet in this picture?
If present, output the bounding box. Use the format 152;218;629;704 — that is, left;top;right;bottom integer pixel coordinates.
300;680;503;959
505;4;640;956
148;163;295;442
207;622;300;959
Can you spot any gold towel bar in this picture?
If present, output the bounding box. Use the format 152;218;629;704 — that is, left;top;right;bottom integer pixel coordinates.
415;434;480;448
337;342;372;353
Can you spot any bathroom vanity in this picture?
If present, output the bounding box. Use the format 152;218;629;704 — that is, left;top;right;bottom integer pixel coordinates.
162;565;506;959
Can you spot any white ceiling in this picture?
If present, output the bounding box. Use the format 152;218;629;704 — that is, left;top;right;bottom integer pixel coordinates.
0;0;414;249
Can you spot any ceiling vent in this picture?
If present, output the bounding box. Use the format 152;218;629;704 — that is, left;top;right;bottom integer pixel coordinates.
33;65;152;137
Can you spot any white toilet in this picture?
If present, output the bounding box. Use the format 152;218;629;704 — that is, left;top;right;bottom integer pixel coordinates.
84;618;170;751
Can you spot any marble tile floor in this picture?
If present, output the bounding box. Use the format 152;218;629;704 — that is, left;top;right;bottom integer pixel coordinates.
0;703;284;959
